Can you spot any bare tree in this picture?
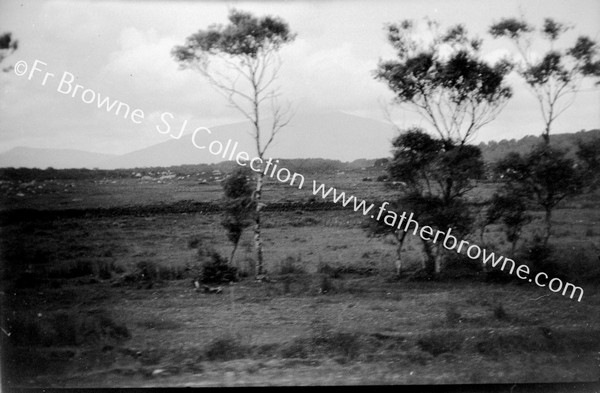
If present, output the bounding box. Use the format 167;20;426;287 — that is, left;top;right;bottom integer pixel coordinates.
173;9;296;278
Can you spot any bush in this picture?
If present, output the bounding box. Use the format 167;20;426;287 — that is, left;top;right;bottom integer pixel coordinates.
521;239;569;281
199;249;237;284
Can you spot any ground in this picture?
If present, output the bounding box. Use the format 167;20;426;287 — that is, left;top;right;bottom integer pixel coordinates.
1;172;599;387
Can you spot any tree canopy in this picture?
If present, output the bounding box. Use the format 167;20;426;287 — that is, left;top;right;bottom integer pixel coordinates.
376;20;513;144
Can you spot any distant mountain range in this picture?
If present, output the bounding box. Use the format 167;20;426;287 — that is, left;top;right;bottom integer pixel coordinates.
0;112;398;169
0;112;597;169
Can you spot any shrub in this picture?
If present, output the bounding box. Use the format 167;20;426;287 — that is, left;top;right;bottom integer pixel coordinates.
521;239;568;281
200;249;237;284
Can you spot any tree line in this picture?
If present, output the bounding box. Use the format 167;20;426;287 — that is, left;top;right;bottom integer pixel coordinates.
195;11;599;280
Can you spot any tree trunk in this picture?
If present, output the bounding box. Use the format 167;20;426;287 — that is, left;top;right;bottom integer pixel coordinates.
543;208;552;247
434;245;444;275
421;239;436;277
395;230;407;277
542;117;552;146
254;171;265;277
230;241;239;269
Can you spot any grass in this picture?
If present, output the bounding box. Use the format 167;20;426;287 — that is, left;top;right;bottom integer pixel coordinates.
1;179;600;386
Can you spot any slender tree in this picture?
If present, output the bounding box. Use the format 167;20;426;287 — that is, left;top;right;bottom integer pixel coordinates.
485;193;531;255
374;21;510;276
173;9;296;277
489;17;600;144
489;18;599;245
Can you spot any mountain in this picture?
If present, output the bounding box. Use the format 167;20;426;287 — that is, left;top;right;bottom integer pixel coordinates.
97;112;397;169
0;147;117;169
0;112;597;170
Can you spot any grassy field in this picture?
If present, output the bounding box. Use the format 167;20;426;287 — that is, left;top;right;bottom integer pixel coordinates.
1;173;599;387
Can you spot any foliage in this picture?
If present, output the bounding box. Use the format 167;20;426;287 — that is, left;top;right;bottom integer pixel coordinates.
489;17;600;143
0;31;18;70
495;144;583;244
576;136;600;191
376;19;512;144
486;193;531;253
199;248;237;284
368;128;484;276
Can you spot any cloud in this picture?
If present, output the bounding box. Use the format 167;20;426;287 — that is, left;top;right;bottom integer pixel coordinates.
279;38;390;112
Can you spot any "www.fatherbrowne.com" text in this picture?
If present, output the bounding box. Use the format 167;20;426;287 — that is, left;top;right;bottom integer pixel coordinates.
311;180;584;302
16;58;585;302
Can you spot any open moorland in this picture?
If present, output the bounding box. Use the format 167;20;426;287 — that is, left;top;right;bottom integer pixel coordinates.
1;168;600;387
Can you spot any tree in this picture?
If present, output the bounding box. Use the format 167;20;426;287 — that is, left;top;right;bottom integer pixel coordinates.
576;136;600;191
221;168;255;270
376;20;512;145
0;31;18;71
485;193;531;255
367;128;483;276
495;146;583;246
374;21;509;276
489;17;600;144
173;9;296;277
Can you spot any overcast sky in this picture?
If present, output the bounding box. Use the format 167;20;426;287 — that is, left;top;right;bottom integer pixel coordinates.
0;0;598;156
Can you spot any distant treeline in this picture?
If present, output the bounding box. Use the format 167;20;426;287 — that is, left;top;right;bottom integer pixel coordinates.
1;129;597;181
478;129;600;163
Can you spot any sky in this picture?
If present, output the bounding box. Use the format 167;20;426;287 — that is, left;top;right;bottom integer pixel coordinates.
0;0;599;157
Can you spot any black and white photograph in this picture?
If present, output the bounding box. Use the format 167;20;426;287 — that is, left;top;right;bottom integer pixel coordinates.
0;0;599;389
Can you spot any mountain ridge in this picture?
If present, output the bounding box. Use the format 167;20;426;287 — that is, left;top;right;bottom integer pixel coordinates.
0;111;597;169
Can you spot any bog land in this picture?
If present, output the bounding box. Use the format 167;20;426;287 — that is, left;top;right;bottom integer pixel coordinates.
1;164;599;387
